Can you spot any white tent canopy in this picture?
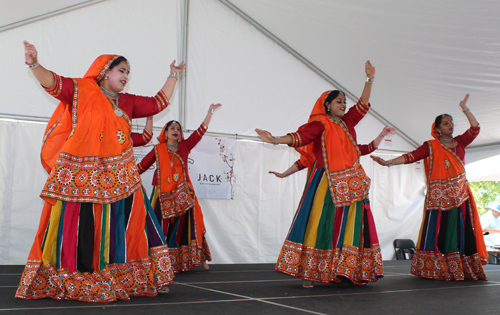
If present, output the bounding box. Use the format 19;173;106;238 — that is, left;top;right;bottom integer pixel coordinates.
0;0;498;265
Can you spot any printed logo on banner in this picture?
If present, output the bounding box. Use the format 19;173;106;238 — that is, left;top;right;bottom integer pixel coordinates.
189;136;237;199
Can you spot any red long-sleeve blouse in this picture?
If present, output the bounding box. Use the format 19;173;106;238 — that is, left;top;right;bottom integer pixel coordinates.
402;126;480;164
137;124;208;185
288;99;371;169
43;72;169;119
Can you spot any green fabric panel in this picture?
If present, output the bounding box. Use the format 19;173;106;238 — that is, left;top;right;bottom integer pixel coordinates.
315;191;336;250
352;201;362;247
444;208;458;254
99;205;108;271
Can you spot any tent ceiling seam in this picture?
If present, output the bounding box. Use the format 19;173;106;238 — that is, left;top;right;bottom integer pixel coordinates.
219;0;419;148
0;0;107;33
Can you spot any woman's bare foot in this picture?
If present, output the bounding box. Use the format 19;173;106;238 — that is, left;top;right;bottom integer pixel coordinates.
302;280;314;288
158;287;169;293
201;260;210;270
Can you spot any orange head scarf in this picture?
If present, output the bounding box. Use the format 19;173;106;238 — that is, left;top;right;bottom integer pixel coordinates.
297;90;345;168
157;120;185;144
84;54;121;81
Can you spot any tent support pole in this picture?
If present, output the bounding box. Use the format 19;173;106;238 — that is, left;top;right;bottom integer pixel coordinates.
179;0;190;129
218;0;419;148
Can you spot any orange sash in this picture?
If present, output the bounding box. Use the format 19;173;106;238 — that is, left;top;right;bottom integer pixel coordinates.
315;115;370;207
296;91;370;207
40;55;141;205
423;140;469;211
155;143;195;219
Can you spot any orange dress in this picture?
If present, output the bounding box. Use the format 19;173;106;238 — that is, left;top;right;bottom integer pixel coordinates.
16;55;173;303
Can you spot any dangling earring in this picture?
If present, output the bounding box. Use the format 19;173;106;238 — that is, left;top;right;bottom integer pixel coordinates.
327;106;330;111
105;73;109;80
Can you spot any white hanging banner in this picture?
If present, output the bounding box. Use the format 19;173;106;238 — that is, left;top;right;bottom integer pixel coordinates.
188;135;237;199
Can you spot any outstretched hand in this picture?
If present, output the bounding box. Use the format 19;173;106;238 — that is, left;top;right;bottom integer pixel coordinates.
23;40;38;65
382;126;396;136
365;60;375;78
459;93;470;110
209;103;222;112
255;128;276;144
269;171;286;178
170;60;186;73
370;155;390;166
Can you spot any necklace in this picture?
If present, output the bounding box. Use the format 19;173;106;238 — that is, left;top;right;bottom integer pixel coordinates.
169;150;175;168
99;86;123;117
439;137;454;142
99;85;118;98
439;138;457;153
328;114;342;122
167;142;178;147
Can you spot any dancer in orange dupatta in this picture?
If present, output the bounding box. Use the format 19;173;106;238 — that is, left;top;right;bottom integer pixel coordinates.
137;104;221;272
371;94;487;281
256;61;384;288
16;41;185;302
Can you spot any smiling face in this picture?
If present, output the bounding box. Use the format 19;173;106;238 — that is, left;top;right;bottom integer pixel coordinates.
326;93;347;118
435;115;454;138
106;61;130;92
166;122;181;143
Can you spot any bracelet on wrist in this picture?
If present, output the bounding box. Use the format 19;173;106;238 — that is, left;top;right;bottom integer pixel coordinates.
26;61;40;69
169;70;179;80
366;76;374;83
380;134;385;139
462;107;471;114
209;108;215;114
387;159;394;167
283;171;288;177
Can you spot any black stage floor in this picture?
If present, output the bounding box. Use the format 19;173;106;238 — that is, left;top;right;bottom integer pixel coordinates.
1;261;500;314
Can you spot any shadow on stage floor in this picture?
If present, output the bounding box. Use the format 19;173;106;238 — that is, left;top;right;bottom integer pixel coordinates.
2;260;500;315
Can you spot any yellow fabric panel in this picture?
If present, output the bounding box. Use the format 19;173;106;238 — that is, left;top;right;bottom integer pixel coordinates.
304;174;328;247
42;201;63;266
151;187;158;209
416;206;428;248
104;204;110;264
343;203;357;245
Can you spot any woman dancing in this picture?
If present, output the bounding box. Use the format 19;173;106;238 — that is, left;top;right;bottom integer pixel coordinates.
371;94;488;281
137;104;221;272
16;41;185;302
256;61;383;288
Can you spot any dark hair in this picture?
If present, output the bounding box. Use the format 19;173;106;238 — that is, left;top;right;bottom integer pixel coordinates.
434;114;453;128
109;56;128;70
323;90;345;112
165;120;182;130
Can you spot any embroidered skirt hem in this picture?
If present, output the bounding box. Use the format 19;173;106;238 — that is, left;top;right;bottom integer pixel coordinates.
410;250;487;281
15;245;173;303
276;240;383;285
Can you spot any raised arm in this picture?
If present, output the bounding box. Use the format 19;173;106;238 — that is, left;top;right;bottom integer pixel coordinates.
459;93;479;128
359;126;395;155
360;60;375;105
203;103;222;127
24;40;55;89
161;60;186;101
131;116;154;147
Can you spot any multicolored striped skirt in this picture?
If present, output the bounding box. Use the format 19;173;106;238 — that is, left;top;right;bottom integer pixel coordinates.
15;187;173;303
411;198;487;281
276;168;383;285
150;185;211;273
